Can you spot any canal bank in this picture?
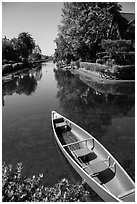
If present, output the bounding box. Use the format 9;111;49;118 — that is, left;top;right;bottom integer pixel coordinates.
71;68;135;96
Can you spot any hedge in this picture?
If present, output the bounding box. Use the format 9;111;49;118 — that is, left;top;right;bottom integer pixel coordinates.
80;62;108;72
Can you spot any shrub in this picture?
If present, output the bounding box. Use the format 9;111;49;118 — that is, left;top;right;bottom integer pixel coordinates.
80;62;108;72
2;163;90;202
112;65;135;80
101;39;131;53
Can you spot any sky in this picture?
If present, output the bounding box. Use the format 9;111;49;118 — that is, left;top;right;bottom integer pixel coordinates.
2;1;135;56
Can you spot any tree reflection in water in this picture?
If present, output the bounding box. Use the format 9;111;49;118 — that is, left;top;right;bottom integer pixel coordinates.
54;69;135;179
16;75;37;95
2;65;42;106
54;69;134;137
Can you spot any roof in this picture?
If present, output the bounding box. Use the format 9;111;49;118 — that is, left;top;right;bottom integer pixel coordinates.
120;13;135;22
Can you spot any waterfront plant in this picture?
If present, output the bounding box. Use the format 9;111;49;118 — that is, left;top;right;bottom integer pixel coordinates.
2;163;90;202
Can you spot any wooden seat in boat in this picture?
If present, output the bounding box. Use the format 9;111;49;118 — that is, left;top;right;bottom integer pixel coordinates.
72;146;93;163
54;117;64;124
73;147;91;157
73;147;108;173
72;154;100;179
55;121;67;128
88;160;108;174
54;118;71;134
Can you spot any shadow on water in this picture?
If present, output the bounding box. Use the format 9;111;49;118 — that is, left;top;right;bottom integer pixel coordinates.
54;68;135;180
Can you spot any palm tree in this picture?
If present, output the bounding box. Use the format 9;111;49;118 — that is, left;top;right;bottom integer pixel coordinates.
18;32;35;59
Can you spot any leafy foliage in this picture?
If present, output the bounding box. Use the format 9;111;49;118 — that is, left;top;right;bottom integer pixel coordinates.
101;39;131;53
54;2;123;63
29;45;42;62
17;32;36;59
2;32;41;63
2;37;17;62
2;163;90;202
101;39;134;65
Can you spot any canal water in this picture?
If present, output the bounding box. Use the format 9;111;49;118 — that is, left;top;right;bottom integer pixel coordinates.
2;62;135;189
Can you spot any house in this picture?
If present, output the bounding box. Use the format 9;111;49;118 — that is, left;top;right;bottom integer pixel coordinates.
121;13;135;46
120;13;135;22
109;12;135;50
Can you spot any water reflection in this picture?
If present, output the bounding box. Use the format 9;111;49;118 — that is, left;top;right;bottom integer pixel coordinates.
54;69;134;135
75;73;135;96
2;65;42;106
54;69;135;180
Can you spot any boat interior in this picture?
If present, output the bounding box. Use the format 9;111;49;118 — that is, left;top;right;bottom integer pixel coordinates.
53;114;135;201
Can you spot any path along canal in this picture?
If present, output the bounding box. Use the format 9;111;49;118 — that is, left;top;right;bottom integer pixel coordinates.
2;61;135;188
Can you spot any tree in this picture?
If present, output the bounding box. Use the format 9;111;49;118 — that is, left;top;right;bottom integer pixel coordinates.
54;33;74;64
29;45;42;61
54;2;122;63
2;32;40;64
2;37;15;61
17;32;35;59
11;37;22;61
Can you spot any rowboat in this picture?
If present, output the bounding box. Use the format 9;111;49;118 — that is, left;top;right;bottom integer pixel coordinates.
51;111;135;202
